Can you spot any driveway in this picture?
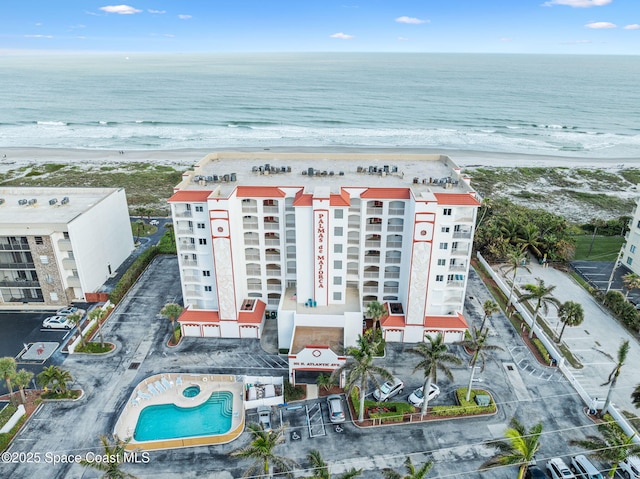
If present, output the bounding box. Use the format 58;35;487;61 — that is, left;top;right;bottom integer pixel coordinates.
2;259;614;479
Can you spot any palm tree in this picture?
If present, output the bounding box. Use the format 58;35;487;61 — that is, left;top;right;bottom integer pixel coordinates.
160;302;183;332
501;250;531;308
316;373;335;392
89;305;112;348
306;449;362;479
481;417;543;479
0;356;17;399
67;312;86;347
479;299;500;332
366;300;386;342
519;278;561;340
229;423;298;478
408;333;462;417
632;384;640;408
383;456;433;479
569;423;640;478
516;224;543;257
600;339;630;417
80;434;138;479
13;369;34;404
37;365;72;394
622;272;640;299
556;301;584;343
457;327;504;401
331;335;393;423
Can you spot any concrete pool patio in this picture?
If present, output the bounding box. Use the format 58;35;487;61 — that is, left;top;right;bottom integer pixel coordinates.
114;373;244;451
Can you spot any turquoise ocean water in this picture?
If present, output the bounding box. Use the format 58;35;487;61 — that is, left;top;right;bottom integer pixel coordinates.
0;53;639;157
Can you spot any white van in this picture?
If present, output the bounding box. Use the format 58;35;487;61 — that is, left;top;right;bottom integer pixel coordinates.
570;455;603;479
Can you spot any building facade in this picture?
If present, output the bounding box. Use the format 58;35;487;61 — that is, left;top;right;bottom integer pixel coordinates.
622;198;640;275
170;152;480;378
0;187;134;308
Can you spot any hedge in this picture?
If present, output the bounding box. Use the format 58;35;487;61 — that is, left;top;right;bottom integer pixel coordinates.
109;246;160;304
532;338;551;364
0;404;17;428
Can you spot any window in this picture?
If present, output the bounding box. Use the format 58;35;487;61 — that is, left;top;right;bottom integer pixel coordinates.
34;236;43;245
195;205;204;212
334;244;343;253
334;209;344;219
443;208;452;216
439;243;448;250
441;227;450;233
333;276;342;285
334;260;342;269
202;270;211;277
204;285;212;292
333;292;342;301
334;227;343;236
199;238;207;245
197;223;205;229
40;255;49;264
627;257;633;265
63;232;70;239
435;275;444;282
631;245;637;253
437;259;446;266
50;292;59;301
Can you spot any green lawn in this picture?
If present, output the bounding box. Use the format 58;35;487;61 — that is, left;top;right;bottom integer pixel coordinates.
573;235;625;261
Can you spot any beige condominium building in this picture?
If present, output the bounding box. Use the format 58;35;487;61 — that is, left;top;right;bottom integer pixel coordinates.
622;197;640;275
169;152;480;383
0;187;134;308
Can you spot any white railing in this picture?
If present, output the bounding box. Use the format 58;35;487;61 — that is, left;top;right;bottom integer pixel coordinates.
386;241;403;248
385;272;400;279
363;272;379;278
266;270;281;276
265;239;280;246
388;208;405;215
385;257;401;264
387;225;404;232
366;207;383;215
264;223;280;230
366;224;382;232
365;256;380;263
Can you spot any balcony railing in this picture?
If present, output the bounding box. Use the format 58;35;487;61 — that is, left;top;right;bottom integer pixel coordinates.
451;248;470;256
454;215;474;223
385;257;402;264
385;272;400;279
366;224;382;232
285;222;295;228
363;286;379;293
453;231;472;239
66;275;81;288
263;206;279;213
0;262;36;269
175;210;193;218
179;243;196;251
245;238;260;245
446;280;464;287
265;239;281;246
246;269;261;276
268;299;280;305
286;237;295;244
266;269;282;276
0;243;30;251
388;208;405;215
182;260;198;267
366;207;383;215
57;239;72;252
348;221;360;228
267;285;282;291
363;272;380;278
387;225;404;232
0;280;40;287
383;287;399;294
364;256;380;264
264;223;280;230
287;252;296;259
182;275;200;282
243;221;259;229
365;241;381;248
386;241;403;248
247;284;262;291
448;264;467;272
245;254;260;261
347;239;360;245
347;269;358;275
347;254;359;260
242;206;258;213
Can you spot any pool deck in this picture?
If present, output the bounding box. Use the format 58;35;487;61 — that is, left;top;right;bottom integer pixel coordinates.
114;373;245;451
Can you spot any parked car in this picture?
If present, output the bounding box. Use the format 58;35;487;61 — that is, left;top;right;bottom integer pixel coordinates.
525;465;547;479
570;455;603;479
619;457;640;479
372;377;404;402
257;406;272;432
326;394;345;423
149;219;159;226
42;315;74;329
547;458;575;479
407;383;440;407
56;306;85;317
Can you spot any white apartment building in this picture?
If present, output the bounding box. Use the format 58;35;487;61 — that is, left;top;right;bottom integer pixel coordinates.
622;197;640;274
170;152;479;383
0;187;134;308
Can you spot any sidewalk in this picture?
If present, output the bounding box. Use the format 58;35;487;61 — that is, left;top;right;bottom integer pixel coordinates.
497;257;640;415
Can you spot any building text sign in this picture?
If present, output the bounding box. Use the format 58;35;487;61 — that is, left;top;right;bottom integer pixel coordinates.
314;210;328;303
290;347;345;370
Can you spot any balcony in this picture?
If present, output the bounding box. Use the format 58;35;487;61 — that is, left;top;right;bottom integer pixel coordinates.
386;241;403;248
448;264;467;272
178;243;196;251
66;275;81;288
265;238;281;246
263;206;279;214
0;280;40;288
286;237;295;244
347;269;358;276
182;259;198;267
245;254;260;261
451;248;470;257
383;287;399;294
247;284;262;291
365;240;381;248
363;286;379;293
61;258;76;269
264;222;280;230
454;215;474;223
267;285;282;291
182;275;200;282
242;206;258;213
265;254;281;262
285;221;295;228
0;243;30;251
0;262;36;269
385;272;400;279
246;269;261;276
366;207;383;215
387;225;404;232
363;272;380;278
453;231;472;239
243;221;259;229
287;252;296;259
347;254;359;260
388;208;405;215
446;280;465;288
385;257;402;264
348;221;360;228
175;210;193;218
366;224;382;232
57;239;72;252
177;227;194;235
364;256;380;264
245;238;260;245
266;269;282;277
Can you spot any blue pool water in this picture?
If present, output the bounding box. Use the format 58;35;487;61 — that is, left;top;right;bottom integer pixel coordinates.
182;385;201;398
134;391;233;442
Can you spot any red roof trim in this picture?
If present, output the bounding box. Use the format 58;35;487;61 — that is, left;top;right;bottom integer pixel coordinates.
330;190;350;206
168;190;212;203
361;188;411;199
423;312;469;329
238;300;266;324
293;190;313;206
236;186;286;198
177;308;220;324
432;193;481;206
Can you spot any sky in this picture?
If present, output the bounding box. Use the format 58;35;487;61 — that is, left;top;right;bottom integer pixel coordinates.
1;0;639;55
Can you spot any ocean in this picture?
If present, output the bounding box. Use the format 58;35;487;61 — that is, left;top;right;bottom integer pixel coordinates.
1;52;639;157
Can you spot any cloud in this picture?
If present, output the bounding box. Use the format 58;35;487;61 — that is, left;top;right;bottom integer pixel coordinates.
178;14;192;20
24;34;53;39
148;9;166;14
397;36;409;41
542;0;612;7
623;24;640;30
330;32;354;39
395;16;428;24
585;21;616;28
99;5;142;15
562;39;592;44
35;22;42;27
500;37;513;42
163;33;175;37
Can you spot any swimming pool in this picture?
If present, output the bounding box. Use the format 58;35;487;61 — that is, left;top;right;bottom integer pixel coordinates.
134;391;233;442
183;385;201;398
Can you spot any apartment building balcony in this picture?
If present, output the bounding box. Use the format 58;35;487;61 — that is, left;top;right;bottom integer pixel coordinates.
366;207;383;215
451;247;470;256
285;220;295;228
0;280;40;288
245;238;260;245
243;220;259;229
182;274;200;282
265;254;281;262
245;254;260;261
0;242;30;251
383;287;399;294
348;221;360;228
347;254;359;261
267;285;282;291
264;222;280;230
266;266;282;276
247;284;262;291
448;264;467;272
57;239;73;252
175;210;193;218
177;227;194;235
386;241;402;248
242;206;258;213
363;286;379;293
446;280;465;287
454;213;474;223
61;258;76;269
366;224;382;232
453;231;472;239
388;208;405;215
182;259;199;267
347;268;359;276
384;271;400;279
178;243;196;251
265;238;281;246
365;240;381;248
263;206;279;214
0;262;36;269
364;255;380;264
66;275;81;288
387;225;404;232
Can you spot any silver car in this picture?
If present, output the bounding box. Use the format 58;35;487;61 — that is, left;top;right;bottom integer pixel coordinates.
42;315;74;329
326;394;345;423
372;377;404;402
257;406;272;432
407;383;440;407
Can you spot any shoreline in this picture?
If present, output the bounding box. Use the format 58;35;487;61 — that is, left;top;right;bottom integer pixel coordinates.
1;146;638;172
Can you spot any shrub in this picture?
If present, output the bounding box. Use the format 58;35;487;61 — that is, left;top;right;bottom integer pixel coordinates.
368;402;414;423
284;380;305;401
0;415;26;452
173;325;182;343
0;404;18;428
109;246;159;304
74;342;113;354
532;338;551;363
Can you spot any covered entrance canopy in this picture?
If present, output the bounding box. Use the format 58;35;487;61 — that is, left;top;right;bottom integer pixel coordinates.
288;326;346;385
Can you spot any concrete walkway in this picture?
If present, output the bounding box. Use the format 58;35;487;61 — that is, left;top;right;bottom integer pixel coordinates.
496;257;640;415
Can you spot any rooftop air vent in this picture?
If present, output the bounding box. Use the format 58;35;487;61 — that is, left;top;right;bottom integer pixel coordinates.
49;198;58;205
28;199;37;205
18;199;28;205
0;198;4;205
61;197;70;205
